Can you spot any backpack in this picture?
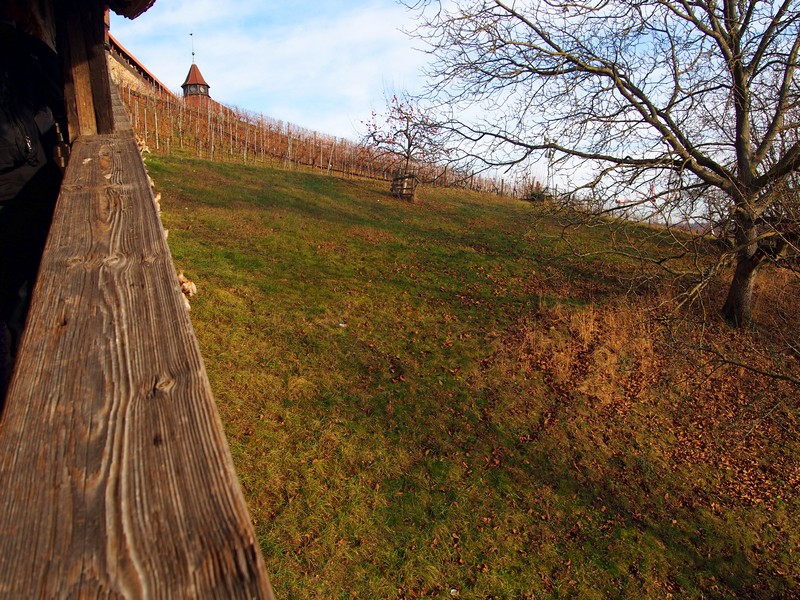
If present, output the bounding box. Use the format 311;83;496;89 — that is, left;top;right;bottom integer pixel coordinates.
0;78;45;203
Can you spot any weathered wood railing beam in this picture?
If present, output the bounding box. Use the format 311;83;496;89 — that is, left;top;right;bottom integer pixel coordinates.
0;87;273;597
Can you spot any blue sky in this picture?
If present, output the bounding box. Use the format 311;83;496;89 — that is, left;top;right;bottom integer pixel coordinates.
110;0;428;140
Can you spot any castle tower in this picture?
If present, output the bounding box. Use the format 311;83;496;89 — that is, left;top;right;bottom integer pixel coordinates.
181;63;210;107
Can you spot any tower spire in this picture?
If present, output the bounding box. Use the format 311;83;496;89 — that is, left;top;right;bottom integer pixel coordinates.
183;32;210;106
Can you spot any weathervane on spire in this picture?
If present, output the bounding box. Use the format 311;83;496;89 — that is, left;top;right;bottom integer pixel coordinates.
190;32;195;63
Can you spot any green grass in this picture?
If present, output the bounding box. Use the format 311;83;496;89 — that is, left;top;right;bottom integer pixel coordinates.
148;154;799;599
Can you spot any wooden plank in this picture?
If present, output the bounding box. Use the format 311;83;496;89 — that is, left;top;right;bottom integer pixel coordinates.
112;82;133;132
0;122;273;596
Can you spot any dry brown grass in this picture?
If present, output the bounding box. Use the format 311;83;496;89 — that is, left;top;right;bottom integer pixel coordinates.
508;300;661;406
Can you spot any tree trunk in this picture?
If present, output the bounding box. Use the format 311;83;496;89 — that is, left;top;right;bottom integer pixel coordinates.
721;213;763;327
721;252;760;327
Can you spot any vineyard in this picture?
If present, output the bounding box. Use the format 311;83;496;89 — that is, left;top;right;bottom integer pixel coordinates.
117;83;518;195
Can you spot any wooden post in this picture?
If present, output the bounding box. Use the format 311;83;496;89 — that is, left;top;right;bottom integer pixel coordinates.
244;119;249;163
327;139;336;176
168;96;173;154
87;0;113;133
195;106;200;156
57;0;114;139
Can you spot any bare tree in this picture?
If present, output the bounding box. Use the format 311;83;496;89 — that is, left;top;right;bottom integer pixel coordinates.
362;90;450;182
402;0;800;326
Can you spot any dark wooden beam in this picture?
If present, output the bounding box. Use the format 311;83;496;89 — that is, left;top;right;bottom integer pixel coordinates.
58;0;114;139
86;0;114;134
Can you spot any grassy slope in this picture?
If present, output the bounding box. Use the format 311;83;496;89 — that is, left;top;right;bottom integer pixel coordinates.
147;154;799;599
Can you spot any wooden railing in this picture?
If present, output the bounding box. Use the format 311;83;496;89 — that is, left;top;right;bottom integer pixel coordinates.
0;87;274;598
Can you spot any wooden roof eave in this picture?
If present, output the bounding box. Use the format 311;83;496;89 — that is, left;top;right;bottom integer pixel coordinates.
107;0;157;20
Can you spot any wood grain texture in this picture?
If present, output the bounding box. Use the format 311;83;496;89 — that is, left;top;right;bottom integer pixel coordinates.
56;6;82;144
0;97;274;598
63;0;97;138
85;0;115;135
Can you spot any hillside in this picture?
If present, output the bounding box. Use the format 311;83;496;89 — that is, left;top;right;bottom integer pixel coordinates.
147;154;799;599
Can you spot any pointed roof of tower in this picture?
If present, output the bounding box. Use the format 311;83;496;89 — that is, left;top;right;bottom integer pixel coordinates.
182;63;210;87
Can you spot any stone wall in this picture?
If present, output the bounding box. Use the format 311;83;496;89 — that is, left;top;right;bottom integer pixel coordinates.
108;51;153;94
